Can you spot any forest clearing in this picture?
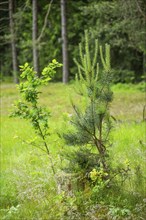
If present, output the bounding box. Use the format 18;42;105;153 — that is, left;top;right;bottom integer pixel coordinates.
0;0;146;219
0;82;145;219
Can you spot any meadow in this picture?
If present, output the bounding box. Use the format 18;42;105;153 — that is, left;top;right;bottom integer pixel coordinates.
0;82;146;219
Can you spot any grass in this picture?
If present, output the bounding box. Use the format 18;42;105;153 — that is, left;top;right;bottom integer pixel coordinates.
0;82;146;219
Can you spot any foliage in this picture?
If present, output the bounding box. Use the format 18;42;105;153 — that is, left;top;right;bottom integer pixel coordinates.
63;31;113;175
82;0;146;82
10;60;62;176
59;32;146;219
1;82;146;219
1;0;145;82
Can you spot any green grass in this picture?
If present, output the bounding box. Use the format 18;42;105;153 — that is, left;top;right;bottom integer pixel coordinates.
0;82;146;219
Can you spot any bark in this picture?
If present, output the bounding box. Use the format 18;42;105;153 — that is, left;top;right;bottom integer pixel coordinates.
143;22;146;76
8;0;19;83
143;52;146;76
61;0;69;83
32;0;39;74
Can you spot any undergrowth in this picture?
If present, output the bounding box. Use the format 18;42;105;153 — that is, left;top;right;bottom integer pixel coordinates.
0;86;145;220
0;58;145;219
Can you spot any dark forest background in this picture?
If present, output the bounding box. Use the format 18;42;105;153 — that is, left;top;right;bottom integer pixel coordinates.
0;0;146;83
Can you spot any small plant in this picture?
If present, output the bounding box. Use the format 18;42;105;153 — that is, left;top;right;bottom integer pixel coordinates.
108;205;132;219
11;60;62;178
90;168;108;183
63;31;113;176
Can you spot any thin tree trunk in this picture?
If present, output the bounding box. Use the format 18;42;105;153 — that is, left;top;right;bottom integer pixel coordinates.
61;0;69;83
143;52;146;76
8;0;19;83
32;0;39;74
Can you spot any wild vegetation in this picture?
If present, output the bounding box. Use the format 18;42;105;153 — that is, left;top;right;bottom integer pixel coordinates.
1;34;146;219
1;82;145;219
0;0;146;83
0;0;146;219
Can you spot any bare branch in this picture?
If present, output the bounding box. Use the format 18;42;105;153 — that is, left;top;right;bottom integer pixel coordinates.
0;1;8;5
0;17;9;22
0;8;9;11
37;0;53;43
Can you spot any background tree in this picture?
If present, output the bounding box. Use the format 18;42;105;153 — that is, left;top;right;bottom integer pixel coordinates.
0;0;145;83
0;1;10;77
61;0;69;83
32;0;39;74
8;0;19;83
120;0;146;77
82;0;146;82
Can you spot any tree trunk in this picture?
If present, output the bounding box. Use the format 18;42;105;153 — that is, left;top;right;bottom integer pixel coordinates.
8;0;19;83
61;0;69;83
143;52;146;76
32;0;39;74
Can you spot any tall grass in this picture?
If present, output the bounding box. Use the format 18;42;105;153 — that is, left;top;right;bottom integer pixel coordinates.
0;82;145;219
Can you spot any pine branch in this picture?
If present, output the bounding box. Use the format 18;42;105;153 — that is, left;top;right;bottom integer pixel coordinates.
134;0;146;19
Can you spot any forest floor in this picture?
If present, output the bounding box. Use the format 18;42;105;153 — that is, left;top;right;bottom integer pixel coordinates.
0;82;146;219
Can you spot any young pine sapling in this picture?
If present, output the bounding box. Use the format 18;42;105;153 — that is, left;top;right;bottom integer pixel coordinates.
63;31;113;175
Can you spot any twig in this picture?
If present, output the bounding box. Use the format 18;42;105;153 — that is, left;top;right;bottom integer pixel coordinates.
0;1;8;5
37;0;53;43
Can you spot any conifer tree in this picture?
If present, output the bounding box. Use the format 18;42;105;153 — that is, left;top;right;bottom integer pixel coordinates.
63;31;113;172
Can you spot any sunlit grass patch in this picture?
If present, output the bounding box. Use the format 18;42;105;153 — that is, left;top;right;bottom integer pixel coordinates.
111;121;145;172
111;83;145;121
110;121;146;195
0;82;145;219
